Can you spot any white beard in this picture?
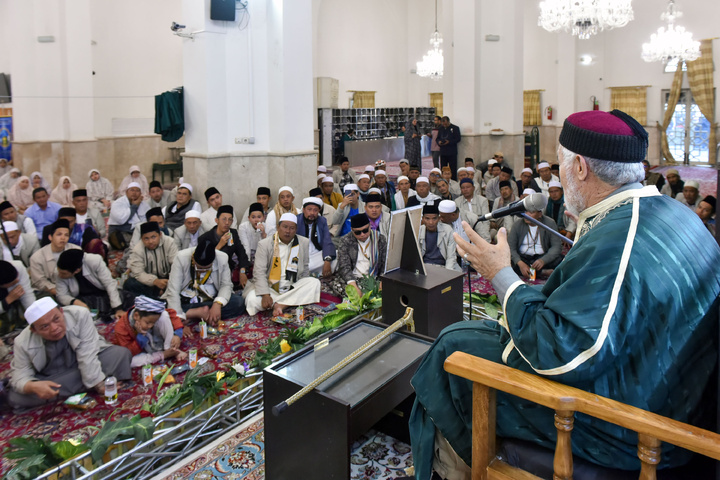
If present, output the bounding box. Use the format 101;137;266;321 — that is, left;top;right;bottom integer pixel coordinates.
563;170;586;218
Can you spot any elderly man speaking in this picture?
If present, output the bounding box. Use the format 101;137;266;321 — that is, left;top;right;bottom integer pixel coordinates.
407;110;720;479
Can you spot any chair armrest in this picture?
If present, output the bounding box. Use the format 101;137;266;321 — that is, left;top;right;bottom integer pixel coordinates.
444;351;720;461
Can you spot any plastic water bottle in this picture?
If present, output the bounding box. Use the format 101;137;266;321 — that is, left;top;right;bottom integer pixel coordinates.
105;376;118;405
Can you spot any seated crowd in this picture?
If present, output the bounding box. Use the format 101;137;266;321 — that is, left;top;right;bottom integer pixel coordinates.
0;154;713;411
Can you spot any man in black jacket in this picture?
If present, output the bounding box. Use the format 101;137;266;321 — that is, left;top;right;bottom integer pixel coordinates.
437;116;461;180
209;205;250;289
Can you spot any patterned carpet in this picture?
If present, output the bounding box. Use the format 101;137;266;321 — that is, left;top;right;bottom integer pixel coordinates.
0;290;340;477
152;414;413;480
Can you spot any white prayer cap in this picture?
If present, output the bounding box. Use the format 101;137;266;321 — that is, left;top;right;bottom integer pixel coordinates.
685;180;700;190
369;187;382;194
358;174;370;181
364;166;375;172
179;183;193;193
302;197;323;208
488;159;498;166
127;182;142;190
317;165;327;173
522;168;533;174
2;221;19;232
279;212;297;224
548;180;563;190
25;297;58;325
537;162;550;170
523;188;536;196
321;176;334;184
457;167;467;173
185;210;201;220
278;186;294;195
374;170;387;177
438;200;457;213
317;173;326;180
397;175;410;183
416;176;430;185
399;159;409;165
466;167;475;173
343;183;359;192
129;165;141;173
430;168;442;174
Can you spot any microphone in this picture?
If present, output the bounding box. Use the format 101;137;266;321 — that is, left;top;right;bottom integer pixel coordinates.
478;193;548;221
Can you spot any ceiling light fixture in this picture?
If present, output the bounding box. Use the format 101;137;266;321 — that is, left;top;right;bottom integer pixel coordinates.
641;0;700;63
416;0;443;80
538;0;634;40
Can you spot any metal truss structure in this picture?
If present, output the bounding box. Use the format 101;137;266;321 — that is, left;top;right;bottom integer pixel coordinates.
35;371;264;480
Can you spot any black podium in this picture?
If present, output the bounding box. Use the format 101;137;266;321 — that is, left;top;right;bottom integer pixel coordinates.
382;264;463;338
264;318;432;480
380;206;464;337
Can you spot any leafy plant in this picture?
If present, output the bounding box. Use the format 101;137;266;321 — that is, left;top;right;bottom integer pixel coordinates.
463;292;504;321
3;436;89;480
250;275;383;370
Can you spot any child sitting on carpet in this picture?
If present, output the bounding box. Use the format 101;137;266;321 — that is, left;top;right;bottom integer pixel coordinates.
113;295;187;367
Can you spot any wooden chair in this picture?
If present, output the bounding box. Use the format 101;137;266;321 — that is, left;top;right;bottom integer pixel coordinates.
444;352;720;480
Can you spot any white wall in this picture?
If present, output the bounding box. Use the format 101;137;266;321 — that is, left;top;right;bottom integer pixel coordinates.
523;0;720;126
90;0;183;137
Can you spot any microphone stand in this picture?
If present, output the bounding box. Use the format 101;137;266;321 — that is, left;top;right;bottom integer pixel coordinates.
519;213;574;247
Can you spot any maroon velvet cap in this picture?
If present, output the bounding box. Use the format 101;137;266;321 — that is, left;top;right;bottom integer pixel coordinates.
559;110;648;162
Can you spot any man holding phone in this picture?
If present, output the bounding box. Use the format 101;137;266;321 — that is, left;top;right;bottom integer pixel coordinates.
333;184;366;238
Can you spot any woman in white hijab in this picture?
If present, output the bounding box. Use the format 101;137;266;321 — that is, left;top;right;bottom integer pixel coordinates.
117;165;149;200
86;168;115;211
50;175;78;207
7;176;33;213
30;171;51;191
0;167;21;199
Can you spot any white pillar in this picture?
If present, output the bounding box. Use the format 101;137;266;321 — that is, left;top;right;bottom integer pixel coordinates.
182;0;316;214
450;0;525;172
9;0;94;143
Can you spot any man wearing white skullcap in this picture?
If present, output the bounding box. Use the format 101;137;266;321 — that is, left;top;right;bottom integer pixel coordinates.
244;211;320;316
320;176;343;209
7;297;132;409
370;170;395;210
173;210;206;250
334;184;365;237
676;179;703;210
0;220;40;267
407;177;440;208
162;183;202;231
108;180;150;248
296;197;337;276
516;167;542;195
535;161;560;197
357;174;372;201
438;199;472;244
265;186;299;237
394;176;417;210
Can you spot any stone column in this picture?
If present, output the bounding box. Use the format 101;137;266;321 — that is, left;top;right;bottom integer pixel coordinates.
450;0;525;174
8;0;95;184
181;0;317;216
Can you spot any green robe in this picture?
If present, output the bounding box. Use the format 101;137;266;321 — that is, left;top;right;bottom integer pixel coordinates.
410;185;720;478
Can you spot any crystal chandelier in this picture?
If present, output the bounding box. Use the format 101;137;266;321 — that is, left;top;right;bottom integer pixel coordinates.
641;1;700;63
416;0;443;80
538;0;634;40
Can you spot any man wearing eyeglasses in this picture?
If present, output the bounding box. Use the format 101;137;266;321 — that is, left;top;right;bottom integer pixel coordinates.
7;297;132;410
336;213;387;298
